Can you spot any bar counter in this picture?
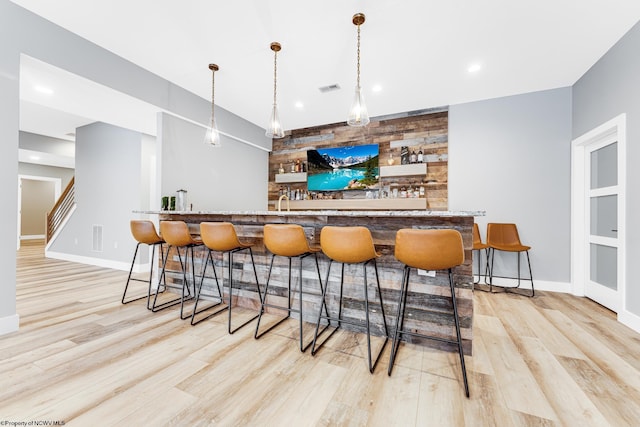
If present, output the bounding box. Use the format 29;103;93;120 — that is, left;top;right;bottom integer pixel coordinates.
144;209;484;355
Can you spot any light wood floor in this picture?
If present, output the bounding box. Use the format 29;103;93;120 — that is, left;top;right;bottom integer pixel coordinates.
2;241;640;426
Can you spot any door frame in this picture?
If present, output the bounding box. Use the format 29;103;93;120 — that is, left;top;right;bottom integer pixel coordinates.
571;114;626;314
17;174;62;250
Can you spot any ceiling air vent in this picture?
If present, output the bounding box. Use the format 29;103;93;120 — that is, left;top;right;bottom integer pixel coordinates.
319;84;341;93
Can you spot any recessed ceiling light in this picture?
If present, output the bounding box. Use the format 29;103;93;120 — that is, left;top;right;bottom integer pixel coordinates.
34;85;54;95
372;84;382;92
467;63;482;73
295;101;304;109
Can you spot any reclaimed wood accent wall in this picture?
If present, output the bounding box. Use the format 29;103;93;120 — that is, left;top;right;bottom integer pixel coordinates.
268;108;449;210
159;212;473;355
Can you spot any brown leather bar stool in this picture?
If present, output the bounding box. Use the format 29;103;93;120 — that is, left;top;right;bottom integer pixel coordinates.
122;220;166;308
194;222;262;333
254;224;330;352
151;220;202;319
472;223;490;288
486;223;534;297
389;228;470;398
311;226;389;373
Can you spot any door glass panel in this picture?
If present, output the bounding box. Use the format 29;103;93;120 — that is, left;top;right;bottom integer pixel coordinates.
590;195;617;238
590;244;617;290
590;142;617;189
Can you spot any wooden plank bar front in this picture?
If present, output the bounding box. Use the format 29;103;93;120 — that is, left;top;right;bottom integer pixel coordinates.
153;210;482;355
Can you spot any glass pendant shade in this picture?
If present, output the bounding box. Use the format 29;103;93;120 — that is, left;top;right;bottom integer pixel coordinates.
204;116;221;147
347;85;370;127
204;63;221;147
347;13;369;127
266;103;285;138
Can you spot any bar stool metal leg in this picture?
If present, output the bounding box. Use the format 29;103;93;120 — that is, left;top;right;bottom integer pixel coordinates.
227;247;263;334
151;245;190;312
191;249;226;325
311;259;389;373
389;228;470;397
122;241;165;306
255;252;330;352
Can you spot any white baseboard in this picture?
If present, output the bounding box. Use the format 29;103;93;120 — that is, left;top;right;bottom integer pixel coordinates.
0;313;19;336
619;309;640;334
45;250;133;272
21;234;45;240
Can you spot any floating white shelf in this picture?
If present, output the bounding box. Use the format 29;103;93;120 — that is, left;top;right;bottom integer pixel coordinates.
271;198;427;211
275;172;307;183
379;163;428;177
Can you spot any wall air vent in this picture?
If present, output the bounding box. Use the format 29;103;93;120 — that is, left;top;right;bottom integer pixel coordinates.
319;84;341;93
92;224;103;252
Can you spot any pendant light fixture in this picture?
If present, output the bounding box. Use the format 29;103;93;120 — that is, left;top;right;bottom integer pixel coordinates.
266;42;285;139
204;63;221;147
347;13;370;127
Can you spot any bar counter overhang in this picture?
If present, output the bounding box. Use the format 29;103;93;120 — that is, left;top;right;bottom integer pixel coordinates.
141;209;484;355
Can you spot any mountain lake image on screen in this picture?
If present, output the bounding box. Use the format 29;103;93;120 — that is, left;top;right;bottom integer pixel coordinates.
306;144;380;191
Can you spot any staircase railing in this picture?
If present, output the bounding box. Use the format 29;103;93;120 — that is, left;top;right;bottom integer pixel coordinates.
46;176;75;243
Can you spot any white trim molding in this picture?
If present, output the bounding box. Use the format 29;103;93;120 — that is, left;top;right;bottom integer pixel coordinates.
571;113;627;320
45;251;133;272
0;314;20;336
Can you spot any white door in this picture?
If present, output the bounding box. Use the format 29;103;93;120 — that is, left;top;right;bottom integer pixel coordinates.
585;139;621;311
571;114;626;315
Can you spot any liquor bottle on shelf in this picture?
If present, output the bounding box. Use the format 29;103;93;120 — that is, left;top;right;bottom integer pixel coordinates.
419;182;426;198
387;152;394;166
417;148;424;163
295;159;301;172
290;162;296;173
401;146;409;165
410;150;417;164
278;163;285;174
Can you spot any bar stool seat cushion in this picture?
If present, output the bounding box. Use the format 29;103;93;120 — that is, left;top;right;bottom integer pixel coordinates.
320;226;378;264
201;222;249;252
264;224;319;257
472;223;489;251
395;228;463;271
161;221;202;247
131;220;164;245
487;223;530;252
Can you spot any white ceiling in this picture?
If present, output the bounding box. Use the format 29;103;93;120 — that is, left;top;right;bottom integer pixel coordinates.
12;0;640;142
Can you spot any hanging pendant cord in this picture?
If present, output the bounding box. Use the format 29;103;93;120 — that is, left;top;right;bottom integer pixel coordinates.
356;23;361;89
273;50;278;105
211;69;216;123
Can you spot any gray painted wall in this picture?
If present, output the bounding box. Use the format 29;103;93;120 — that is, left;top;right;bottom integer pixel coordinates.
159;113;269;211
18;162;74;188
573;20;640;317
0;0;270;333
449;87;573;286
19;131;75;156
0;1;20;328
48;122;143;265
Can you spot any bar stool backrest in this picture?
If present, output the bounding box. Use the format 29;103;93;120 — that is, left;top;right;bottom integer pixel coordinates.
486;223;523;249
160;221;196;246
472;223;482;247
395;228;464;271
264;224;311;257
320;226;378;264
130;220;163;245
200;222;245;251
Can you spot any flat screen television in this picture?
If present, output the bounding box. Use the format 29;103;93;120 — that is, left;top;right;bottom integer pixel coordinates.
306;144;379;191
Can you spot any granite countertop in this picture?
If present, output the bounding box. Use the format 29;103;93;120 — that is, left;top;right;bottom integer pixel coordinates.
137;210;485;217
